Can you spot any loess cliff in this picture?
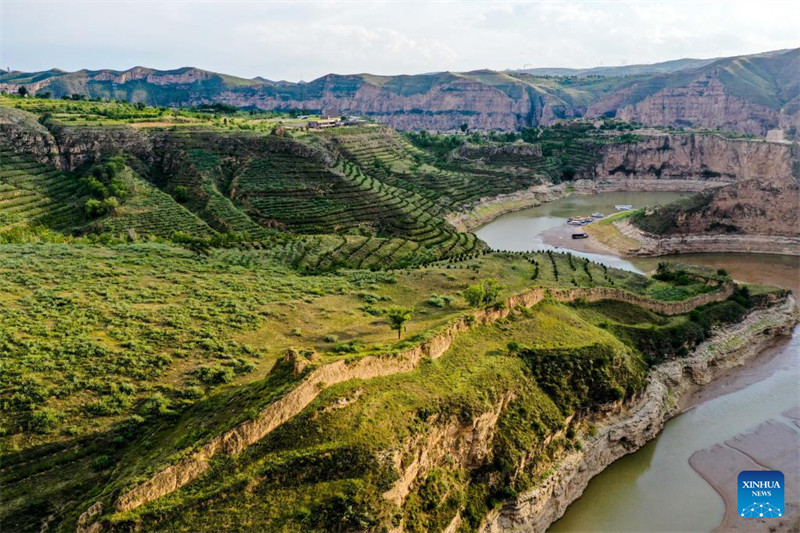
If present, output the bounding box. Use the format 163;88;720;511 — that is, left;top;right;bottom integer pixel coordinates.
2;49;798;135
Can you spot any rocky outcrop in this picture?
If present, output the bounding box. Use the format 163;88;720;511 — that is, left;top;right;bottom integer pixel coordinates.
610;77;781;137
0;107;62;168
102;284;734;523
454;142;543;162
481;296;799;533
593;134;795;184
384;393;513;507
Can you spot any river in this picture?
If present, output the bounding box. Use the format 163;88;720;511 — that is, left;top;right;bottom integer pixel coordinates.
474;191;800;532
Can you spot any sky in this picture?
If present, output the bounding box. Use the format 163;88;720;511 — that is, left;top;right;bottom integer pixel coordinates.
1;0;798;81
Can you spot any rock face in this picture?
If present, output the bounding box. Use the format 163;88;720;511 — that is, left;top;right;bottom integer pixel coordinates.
612;77;780;137
593;134;795;184
480;296;799;533
220;76;543;132
594;134;800;247
2;49;797;134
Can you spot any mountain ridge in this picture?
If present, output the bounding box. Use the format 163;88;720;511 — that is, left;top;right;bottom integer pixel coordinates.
2;48;798;135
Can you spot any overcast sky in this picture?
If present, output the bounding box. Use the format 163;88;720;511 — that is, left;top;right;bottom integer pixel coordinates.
2;0;798;81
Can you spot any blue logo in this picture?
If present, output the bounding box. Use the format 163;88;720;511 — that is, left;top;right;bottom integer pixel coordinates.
738;470;784;518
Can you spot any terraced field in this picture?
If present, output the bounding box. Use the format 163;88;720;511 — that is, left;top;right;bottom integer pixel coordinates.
94;170;215;238
322;127;602;212
0;150;84;230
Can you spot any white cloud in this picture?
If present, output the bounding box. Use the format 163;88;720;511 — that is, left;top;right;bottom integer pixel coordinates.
1;0;798;80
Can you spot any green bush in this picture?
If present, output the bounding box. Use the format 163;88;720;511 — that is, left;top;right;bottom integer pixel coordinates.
517;343;645;414
197;365;235;385
28;408;64;434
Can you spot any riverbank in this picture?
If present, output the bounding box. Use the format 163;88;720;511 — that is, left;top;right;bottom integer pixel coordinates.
480;295;799;533
587;217;800;257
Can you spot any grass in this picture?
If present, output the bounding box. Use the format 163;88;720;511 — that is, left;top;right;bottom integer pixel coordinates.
0;95;779;532
0;242;731;532
118;301;645;532
585;210;642;253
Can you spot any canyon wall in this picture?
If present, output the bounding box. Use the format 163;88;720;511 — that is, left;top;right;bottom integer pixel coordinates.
593;134;795;184
3;49;798;135
610;77;781;137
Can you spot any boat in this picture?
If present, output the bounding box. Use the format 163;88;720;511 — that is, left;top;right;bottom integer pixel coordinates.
572;230;589;239
614;204;633;211
591;213;605;218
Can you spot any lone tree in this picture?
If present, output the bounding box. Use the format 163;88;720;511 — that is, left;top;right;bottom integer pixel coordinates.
386;306;413;339
463;279;502;307
17;86;27;97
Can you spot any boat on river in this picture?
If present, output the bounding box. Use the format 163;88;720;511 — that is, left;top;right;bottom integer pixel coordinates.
591;213;605;218
572;230;589;239
568;216;593;226
614;204;633;211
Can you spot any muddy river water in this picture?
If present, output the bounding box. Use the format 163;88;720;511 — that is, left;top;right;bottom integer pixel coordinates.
475;192;800;532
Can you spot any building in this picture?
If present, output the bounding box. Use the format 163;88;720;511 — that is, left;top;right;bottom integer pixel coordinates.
308;117;341;129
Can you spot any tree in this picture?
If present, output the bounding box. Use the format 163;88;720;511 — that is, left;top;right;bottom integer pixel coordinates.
386;306;413;339
102;196;119;214
464;279;502;307
460;122;469;133
84;199;105;218
17;86;27;97
463;283;485;307
173;185;189;203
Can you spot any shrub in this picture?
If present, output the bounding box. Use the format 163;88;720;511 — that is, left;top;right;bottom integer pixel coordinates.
139;393;174;417
197;365;235;385
92;454;114;471
426;294;453;308
173;185;189;203
85;392;133;416
28;408;64;434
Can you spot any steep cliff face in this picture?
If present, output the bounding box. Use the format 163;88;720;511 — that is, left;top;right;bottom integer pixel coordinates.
594;134;795;184
603;135;800;243
0;107;62;168
675;178;799;236
218;78;543;131
611;77;780;136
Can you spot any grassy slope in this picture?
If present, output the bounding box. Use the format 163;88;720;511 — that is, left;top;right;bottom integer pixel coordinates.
0;243;741;531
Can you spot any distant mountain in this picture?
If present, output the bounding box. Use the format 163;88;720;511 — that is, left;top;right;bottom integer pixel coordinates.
1;49;798;135
510;57;717;77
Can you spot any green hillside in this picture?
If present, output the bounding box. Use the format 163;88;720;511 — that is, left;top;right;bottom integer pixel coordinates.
0;94;789;533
